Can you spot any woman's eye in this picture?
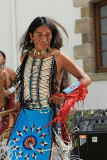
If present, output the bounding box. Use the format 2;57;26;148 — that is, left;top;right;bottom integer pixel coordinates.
46;35;51;38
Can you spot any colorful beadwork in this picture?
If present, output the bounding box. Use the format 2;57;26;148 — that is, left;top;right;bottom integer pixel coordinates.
23;135;37;150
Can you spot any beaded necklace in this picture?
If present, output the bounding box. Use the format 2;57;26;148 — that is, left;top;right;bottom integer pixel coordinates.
33;48;48;56
33;48;48;59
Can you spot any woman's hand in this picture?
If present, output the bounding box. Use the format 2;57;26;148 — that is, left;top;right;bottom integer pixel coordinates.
48;93;66;106
2;90;10;98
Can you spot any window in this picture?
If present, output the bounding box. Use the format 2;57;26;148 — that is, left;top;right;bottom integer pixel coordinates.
94;0;107;72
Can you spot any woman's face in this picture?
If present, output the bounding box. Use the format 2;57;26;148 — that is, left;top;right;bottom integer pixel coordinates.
30;25;52;51
0;53;5;66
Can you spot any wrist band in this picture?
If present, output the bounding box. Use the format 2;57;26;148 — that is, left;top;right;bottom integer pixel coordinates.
8;86;16;94
62;81;80;94
8;81;21;94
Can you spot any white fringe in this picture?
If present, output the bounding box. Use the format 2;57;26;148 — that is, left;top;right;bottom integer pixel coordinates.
51;131;72;160
0;138;10;160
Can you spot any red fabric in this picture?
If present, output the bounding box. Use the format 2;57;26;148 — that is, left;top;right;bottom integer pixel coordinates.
6;93;15;110
0;94;15;135
45;82;88;129
61;123;74;143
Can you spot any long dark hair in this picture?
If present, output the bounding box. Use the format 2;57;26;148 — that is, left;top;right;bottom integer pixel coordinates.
20;16;68;53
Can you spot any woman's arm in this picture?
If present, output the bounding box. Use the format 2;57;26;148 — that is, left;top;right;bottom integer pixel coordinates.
56;51;91;86
49;50;91;105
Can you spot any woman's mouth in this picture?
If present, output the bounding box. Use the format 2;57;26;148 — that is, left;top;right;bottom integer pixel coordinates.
40;43;47;46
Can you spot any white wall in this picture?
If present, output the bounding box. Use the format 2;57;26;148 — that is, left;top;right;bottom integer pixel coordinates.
85;81;107;109
0;0;13;68
0;0;106;110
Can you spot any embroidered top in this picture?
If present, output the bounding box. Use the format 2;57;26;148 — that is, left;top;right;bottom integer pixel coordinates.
23;55;53;110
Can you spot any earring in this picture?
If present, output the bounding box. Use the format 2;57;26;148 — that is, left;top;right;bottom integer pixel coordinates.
30;39;33;43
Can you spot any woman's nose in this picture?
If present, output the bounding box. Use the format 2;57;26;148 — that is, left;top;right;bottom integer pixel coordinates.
41;36;47;41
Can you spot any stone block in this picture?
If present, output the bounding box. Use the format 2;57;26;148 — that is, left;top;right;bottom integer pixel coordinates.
83;58;95;72
74;44;94;59
73;0;89;7
75;18;93;33
82;33;93;43
88;72;107;81
81;7;92;17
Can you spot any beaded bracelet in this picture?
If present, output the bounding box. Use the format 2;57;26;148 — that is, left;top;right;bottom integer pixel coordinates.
8;86;16;94
62;81;80;94
8;81;20;94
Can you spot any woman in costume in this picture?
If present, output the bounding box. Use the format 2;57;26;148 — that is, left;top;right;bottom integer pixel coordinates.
6;17;91;160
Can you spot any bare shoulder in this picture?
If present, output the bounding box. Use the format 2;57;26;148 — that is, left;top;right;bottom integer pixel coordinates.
5;67;15;74
52;49;71;63
51;49;70;71
51;48;64;60
4;67;16;81
59;51;72;60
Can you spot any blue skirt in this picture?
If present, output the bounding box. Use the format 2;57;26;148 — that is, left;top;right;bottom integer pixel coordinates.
7;107;53;160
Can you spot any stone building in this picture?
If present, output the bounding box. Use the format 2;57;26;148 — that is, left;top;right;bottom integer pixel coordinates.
73;0;107;109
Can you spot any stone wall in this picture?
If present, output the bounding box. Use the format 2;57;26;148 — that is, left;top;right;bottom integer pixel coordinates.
73;0;107;81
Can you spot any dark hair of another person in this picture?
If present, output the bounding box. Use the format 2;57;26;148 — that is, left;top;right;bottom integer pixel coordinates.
0;51;6;59
20;16;68;53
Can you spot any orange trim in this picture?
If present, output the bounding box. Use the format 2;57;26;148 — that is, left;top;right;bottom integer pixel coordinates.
79;135;87;139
